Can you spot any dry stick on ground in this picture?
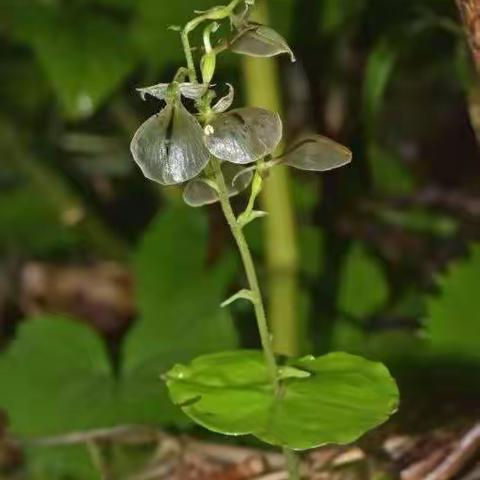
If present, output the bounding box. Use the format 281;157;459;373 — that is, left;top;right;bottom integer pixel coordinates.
424;423;480;480
457;0;480;72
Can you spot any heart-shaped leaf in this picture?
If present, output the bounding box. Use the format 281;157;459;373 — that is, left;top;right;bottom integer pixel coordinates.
0;316;117;437
165;350;399;450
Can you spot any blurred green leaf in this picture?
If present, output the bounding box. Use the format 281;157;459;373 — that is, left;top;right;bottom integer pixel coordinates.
166;350;398;450
33;11;137;118
0;185;81;254
0;205;238;436
0;316;117;437
133;0;218;67
426;245;480;360
374;206;457;236
367;144;415;196
320;0;366;34
338;243;389;319
121;205;238;425
2;2;137;118
363;39;399;132
27;445;96;480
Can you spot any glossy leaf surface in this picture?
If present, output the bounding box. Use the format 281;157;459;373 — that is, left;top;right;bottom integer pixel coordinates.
166;350;399;450
131;102;209;185
205;107;282;164
283;135;352;172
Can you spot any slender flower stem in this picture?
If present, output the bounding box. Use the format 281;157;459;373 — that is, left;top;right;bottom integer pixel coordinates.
212;159;279;390
180;6;299;478
181;30;198;83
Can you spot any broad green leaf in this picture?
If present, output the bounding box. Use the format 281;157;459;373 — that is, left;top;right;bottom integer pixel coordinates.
166;350;398;450
133;0;219;67
0;316;117;437
121;206;238;424
0;206;239;436
338;243;389;319
28;9;136;118
426;245;480;359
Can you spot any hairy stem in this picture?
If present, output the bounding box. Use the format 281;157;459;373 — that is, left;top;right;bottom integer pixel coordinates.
212;159;279;389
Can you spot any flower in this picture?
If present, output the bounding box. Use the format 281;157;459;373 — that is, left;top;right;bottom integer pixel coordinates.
130;82;283;185
130;83;210;185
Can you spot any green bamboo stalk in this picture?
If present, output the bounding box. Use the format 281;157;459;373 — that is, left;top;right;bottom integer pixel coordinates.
241;0;300;356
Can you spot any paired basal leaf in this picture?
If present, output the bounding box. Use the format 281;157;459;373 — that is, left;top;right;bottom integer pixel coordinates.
283;135;352;172
205;107;282;164
183;163;253;207
130;101;210;185
232;24;295;62
166;350;399;450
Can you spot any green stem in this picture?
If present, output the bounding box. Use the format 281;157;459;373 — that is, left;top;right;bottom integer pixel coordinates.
241;0;300;357
181;30;198;83
284;447;301;480
212;159;278;390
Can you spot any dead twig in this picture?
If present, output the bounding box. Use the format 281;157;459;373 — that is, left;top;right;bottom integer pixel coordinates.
30;425;162;447
424;423;480;480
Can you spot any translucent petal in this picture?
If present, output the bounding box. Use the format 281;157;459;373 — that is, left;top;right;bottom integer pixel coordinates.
183;164;253;207
283;135;352;172
232;24;295;62
136;83;169;101
183;178;218;207
212;83;234;113
130;102;210;185
179;83;209;100
204;107;282;164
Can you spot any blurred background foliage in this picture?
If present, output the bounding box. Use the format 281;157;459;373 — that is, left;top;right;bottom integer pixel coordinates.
1;0;480;478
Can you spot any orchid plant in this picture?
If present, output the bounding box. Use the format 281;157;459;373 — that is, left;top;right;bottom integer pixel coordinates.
130;1;399;478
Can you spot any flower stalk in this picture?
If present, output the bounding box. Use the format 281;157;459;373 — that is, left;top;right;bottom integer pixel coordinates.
212;158;279;390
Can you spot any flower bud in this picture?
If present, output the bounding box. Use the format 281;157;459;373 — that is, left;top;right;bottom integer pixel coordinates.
201;51;217;84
